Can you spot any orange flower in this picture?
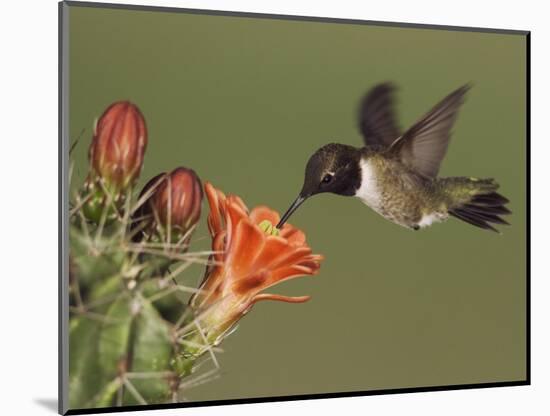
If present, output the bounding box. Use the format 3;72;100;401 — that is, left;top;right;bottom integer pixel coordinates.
189;182;323;343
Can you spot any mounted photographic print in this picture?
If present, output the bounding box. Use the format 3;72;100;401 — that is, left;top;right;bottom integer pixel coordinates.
59;1;530;414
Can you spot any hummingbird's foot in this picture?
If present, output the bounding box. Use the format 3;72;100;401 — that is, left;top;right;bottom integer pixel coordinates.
412;225;420;231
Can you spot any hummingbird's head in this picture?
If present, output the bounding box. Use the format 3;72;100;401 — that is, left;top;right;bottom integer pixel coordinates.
277;143;362;228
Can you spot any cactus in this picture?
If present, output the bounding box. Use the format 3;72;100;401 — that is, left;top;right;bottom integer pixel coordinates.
69;101;323;410
69;102;209;408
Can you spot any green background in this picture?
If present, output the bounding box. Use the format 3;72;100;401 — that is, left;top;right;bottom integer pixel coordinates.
68;5;527;403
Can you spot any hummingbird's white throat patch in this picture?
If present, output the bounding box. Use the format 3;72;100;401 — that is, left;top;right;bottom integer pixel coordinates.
355;159;382;209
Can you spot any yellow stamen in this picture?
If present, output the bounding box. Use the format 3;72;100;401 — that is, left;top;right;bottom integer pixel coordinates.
258;220;280;236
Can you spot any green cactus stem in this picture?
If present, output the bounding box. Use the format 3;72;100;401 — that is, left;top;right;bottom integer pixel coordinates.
69;186;217;409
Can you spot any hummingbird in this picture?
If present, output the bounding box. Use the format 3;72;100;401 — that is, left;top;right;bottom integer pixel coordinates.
276;83;510;232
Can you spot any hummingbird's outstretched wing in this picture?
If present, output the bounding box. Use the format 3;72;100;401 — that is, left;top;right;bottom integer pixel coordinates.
357;83;401;148
389;84;470;178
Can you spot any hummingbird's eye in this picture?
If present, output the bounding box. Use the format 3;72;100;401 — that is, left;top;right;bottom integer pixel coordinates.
322;173;333;184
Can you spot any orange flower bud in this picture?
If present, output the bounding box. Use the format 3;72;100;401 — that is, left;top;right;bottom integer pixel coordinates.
135;168;203;243
89;101;147;191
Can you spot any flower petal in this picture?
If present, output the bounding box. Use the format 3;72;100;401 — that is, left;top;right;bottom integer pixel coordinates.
272;264;317;278
297;257;323;271
251;236;295;272
251;293;311;304
280;224;306;246
263;264;317;291
205;182;223;235
270;246;313;270
232;270;269;296
250;206;280;226
229;194;249;214
224;198;249;251
211;230;226;263
227;219;266;278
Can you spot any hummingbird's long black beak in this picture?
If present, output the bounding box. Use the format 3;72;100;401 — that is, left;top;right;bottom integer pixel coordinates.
276;195;307;229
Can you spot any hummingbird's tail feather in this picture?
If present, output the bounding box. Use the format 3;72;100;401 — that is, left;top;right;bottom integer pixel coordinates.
445;178;511;233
